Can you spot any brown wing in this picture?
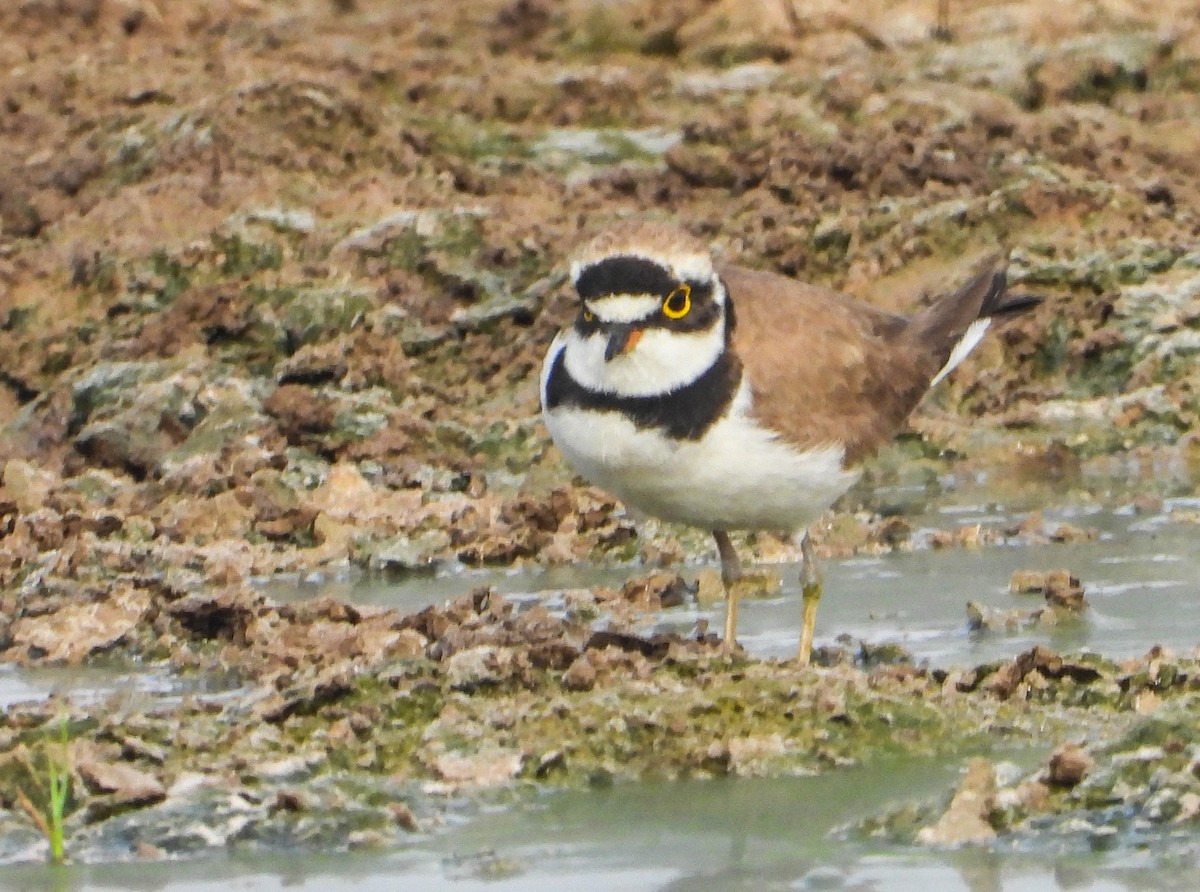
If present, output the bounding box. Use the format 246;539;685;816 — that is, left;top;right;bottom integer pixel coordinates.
718;263;954;466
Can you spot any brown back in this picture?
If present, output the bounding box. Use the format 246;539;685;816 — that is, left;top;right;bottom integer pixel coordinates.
718;258;1014;466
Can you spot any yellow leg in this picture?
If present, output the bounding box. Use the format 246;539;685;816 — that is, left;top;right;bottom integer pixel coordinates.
714;531;741;651
723;587;740;651
797;533;823;666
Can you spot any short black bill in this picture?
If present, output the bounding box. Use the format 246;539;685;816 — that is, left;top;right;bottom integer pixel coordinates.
604;324;643;361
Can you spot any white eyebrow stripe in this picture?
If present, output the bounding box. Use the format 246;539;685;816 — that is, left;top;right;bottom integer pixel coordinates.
586;294;662;324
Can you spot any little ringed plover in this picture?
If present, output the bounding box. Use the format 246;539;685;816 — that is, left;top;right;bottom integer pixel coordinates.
541;222;1039;665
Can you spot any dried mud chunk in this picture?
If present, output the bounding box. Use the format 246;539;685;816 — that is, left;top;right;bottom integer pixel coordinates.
17;506;64;550
981;645;1101;699
276;341;350;386
263;384;336;437
1045;742;1094;788
490;0;551;48
131;286;255;358
168;591;257;644
388;801;420;831
664;142;738;188
619;571;694;611
73;421;159;479
9;585;150;664
500;488;573;533
584;629;672;661
445;645;519;690
76;741;166;806
0;458;58;513
0;500;17;538
0;178;44;238
431;748;522;789
561;653;597;691
527;640;578;671
916;758;997;846
1010;568;1088;611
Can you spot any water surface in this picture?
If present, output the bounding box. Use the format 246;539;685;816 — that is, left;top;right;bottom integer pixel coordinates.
5;500;1200;891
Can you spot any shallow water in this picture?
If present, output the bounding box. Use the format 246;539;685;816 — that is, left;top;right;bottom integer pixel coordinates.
257;499;1200;668
5;499;1200;890
0;663;244;712
6;759;1200;891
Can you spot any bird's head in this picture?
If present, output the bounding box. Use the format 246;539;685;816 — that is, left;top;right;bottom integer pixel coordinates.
562;223;731;396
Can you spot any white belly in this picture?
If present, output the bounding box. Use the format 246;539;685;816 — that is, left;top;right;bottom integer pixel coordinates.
543;403;858;532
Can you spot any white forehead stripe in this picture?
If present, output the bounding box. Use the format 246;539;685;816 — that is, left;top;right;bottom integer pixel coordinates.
586;294;662;324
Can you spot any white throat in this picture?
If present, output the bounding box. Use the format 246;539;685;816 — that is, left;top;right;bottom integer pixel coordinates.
562;322;725;397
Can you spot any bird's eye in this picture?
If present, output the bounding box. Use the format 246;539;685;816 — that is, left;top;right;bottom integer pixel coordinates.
663;284;691;319
582;308;595;323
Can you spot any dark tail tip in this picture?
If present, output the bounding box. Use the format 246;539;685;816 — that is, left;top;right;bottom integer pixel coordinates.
988;290;1042;319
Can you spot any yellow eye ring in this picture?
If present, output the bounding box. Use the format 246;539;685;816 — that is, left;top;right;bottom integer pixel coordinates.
582;308;595;323
663;284;691;319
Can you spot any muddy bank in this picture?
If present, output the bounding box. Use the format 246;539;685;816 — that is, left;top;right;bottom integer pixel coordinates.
4;0;1200;870
4;574;1200;863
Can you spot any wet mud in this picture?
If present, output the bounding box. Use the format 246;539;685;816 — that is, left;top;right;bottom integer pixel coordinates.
4;0;1200;868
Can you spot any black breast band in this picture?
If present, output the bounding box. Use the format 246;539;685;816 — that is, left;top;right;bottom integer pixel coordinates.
544;348;743;441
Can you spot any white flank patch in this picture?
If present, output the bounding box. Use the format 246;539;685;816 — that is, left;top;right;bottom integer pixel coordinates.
929;317;991;388
560;320;725;397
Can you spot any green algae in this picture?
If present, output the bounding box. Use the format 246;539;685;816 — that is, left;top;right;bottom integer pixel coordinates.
213;233;284;279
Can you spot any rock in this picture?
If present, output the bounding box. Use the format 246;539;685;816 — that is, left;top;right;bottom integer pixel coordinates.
275;340;350;386
75;742;166;806
677;0;795;63
67;358;269;482
275;287;376;349
9;586;150;663
1028;33;1155;105
1131;688;1161;714
167;590;257;644
1014;780;1051;812
388;801;420;832
431;748;523;788
1010;569;1048;594
369;537;435;573
966;600;1025;634
695;568;726;607
160;490;255;542
561;653;597;691
270;788;310;813
1045;742;1093;788
307;463;374;519
664;142;738;188
263;383;337;438
241;207;316;235
980;645;1101;699
673;63;782;97
1010;569;1087;611
0;459;57;513
449;287;536;332
1048;522;1095;544
916;758;997;846
1175;792;1200;824
445;645;517;689
333;207;488;256
727;733;788;776
619;571;693;611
